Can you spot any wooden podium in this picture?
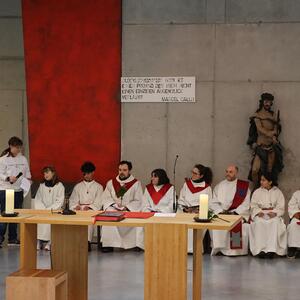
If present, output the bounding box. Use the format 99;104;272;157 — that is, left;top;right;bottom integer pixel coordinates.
1;210;241;300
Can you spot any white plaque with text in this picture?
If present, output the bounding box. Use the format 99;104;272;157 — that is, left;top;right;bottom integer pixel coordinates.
121;76;195;102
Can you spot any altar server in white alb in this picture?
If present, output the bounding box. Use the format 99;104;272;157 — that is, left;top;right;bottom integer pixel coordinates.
178;164;213;253
69;161;103;250
0;136;31;248
210;165;250;256
101;161;143;252
249;173;287;258
137;168;174;249
287;190;300;258
34;166;65;251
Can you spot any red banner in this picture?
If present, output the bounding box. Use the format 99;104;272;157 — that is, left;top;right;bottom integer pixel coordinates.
22;0;121;183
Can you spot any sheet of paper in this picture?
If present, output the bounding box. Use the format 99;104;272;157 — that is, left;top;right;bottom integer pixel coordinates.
154;213;176;217
20;178;31;197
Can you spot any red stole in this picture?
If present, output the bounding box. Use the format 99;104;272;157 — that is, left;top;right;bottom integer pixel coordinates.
185;179;209;194
146;183;172;205
229;180;249;250
112;178;138;196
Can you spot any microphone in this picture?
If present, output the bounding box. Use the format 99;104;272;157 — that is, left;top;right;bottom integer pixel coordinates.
173;155;179;212
10;172;23;184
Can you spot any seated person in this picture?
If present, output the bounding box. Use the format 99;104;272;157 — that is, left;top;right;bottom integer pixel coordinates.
34;166;65;251
137;169;174;249
69;161;103;251
249;173;287;258
287;190;300;258
178;164;212;253
101;161;143;252
210;165;250;256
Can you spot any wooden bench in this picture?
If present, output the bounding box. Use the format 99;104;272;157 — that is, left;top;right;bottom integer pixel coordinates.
6;269;67;300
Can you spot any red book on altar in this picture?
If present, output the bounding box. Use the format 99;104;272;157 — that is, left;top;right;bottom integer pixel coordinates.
124;212;155;219
94;211;125;222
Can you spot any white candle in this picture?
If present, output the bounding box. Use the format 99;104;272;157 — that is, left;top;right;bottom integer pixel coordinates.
5;190;15;214
199;194;208;219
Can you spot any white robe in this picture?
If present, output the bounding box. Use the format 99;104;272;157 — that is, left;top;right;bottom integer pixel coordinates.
178;180;212;253
101;175;143;249
287;191;300;248
33;182;65;241
210;179;250;256
137;184;175;249
249;186;287;256
69;180;103;241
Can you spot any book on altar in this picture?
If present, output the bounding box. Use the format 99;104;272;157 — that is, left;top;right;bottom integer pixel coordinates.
94;211;125;222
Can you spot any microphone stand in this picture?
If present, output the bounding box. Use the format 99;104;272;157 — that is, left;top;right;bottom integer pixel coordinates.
173;155;179;212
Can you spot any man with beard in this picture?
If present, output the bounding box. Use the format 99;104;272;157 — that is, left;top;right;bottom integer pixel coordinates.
247;93;283;188
210;165;250;256
101;161;143;252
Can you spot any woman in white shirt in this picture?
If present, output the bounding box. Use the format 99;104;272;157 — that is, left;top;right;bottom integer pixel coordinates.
178;164;213;253
249;173;287;258
34;166;65;250
137;169;174;249
0;137;31;248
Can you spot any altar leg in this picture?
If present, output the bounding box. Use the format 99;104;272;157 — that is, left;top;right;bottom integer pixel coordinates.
144;223;187;300
20;223;37;269
193;229;203;300
51;225;88;300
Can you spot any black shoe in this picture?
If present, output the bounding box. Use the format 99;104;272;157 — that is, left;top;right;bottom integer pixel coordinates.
88;242;92;252
258;251;266;259
133;247;143;252
8;239;20;246
266;252;275;259
0;244;2;249
287;247;297;259
295;249;300;259
101;247;114;253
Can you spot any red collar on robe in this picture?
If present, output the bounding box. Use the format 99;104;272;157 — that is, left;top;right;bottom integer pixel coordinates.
112;177;138;196
185;178;209;194
228;180;249;210
146;183;172;205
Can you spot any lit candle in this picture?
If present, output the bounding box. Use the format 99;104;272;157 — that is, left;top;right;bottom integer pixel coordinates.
199;194;208;219
5;190;15;214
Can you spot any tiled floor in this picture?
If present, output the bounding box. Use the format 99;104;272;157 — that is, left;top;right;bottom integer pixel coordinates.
0;246;299;300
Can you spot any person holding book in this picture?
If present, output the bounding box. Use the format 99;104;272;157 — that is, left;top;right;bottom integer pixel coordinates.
287;190;300;258
34;166;64;251
101;161;143;252
69;161;103;251
0;136;31;248
136;169;174;249
178;164;213;253
249;173;287;258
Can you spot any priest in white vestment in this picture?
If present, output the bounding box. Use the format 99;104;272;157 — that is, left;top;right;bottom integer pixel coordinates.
69;161;103;249
210;165;250;256
34;166;65;250
249;173;287;258
178;164;212;253
101;161;143;251
287;190;300;258
137;168;174;249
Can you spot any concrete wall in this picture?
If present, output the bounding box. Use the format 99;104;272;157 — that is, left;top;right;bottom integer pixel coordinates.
121;0;300;201
0;0;30;206
1;0;300;203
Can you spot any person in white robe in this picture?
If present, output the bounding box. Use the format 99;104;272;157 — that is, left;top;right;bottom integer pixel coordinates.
287;190;300;258
101;161;143;252
0;137;32;248
249;173;287;258
34;166;65;250
137;168;174;249
210;165;250;256
69;161;103;250
178;164;213;253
